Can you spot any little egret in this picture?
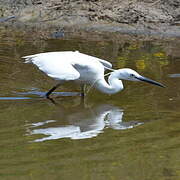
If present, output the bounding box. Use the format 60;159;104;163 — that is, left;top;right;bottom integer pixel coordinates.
22;51;165;98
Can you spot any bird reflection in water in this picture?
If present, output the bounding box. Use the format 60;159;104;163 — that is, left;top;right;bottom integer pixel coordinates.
27;98;143;142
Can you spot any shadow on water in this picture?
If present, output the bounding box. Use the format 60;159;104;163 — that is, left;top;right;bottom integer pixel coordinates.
17;90;81;97
0;96;32;100
169;73;180;78
26;98;143;142
0;90;81;101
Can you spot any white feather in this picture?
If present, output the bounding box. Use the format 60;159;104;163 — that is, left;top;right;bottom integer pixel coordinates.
22;51;112;82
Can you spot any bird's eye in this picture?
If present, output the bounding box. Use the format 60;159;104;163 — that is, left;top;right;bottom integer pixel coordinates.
130;74;134;77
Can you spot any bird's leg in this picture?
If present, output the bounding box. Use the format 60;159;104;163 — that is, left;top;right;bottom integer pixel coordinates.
79;94;85;107
47;97;58;105
80;85;85;98
45;83;61;98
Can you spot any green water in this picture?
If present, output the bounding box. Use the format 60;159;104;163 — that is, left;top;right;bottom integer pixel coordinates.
0;28;180;180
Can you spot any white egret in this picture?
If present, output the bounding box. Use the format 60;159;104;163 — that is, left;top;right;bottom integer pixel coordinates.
22;51;165;98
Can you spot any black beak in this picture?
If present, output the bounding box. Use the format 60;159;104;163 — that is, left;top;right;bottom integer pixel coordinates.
135;76;165;88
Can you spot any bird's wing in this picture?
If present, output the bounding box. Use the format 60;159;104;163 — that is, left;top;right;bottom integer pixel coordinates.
22;51;113;81
22;54;80;81
97;59;112;70
76;52;113;70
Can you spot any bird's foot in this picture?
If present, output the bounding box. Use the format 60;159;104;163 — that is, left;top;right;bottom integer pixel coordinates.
80;92;85;98
45;94;50;99
46;96;58;105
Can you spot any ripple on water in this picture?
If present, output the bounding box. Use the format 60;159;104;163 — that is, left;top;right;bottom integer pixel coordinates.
0;97;31;100
169;74;180;78
17;91;80;97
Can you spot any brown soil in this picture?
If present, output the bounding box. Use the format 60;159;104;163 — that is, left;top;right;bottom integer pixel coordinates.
0;0;180;38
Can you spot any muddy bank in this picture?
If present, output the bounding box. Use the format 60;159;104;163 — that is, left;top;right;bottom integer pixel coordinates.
0;0;180;39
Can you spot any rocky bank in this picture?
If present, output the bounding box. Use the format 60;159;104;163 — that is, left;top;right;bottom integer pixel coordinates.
0;0;180;38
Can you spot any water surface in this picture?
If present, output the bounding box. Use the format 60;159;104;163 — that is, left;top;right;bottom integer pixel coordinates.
0;28;180;179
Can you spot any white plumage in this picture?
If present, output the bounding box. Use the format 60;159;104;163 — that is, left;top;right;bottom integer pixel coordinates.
23;51;112;82
22;51;164;98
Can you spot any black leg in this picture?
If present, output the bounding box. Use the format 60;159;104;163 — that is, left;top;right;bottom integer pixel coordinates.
45;83;61;98
47;97;57;105
80;85;85;98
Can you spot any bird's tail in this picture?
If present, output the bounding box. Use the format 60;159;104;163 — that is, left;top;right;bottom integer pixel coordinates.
22;55;37;63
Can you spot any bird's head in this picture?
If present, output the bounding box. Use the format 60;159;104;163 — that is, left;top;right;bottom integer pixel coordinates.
114;68;165;88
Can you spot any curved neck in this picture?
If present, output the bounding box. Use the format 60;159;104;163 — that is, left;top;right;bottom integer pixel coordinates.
95;71;124;94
